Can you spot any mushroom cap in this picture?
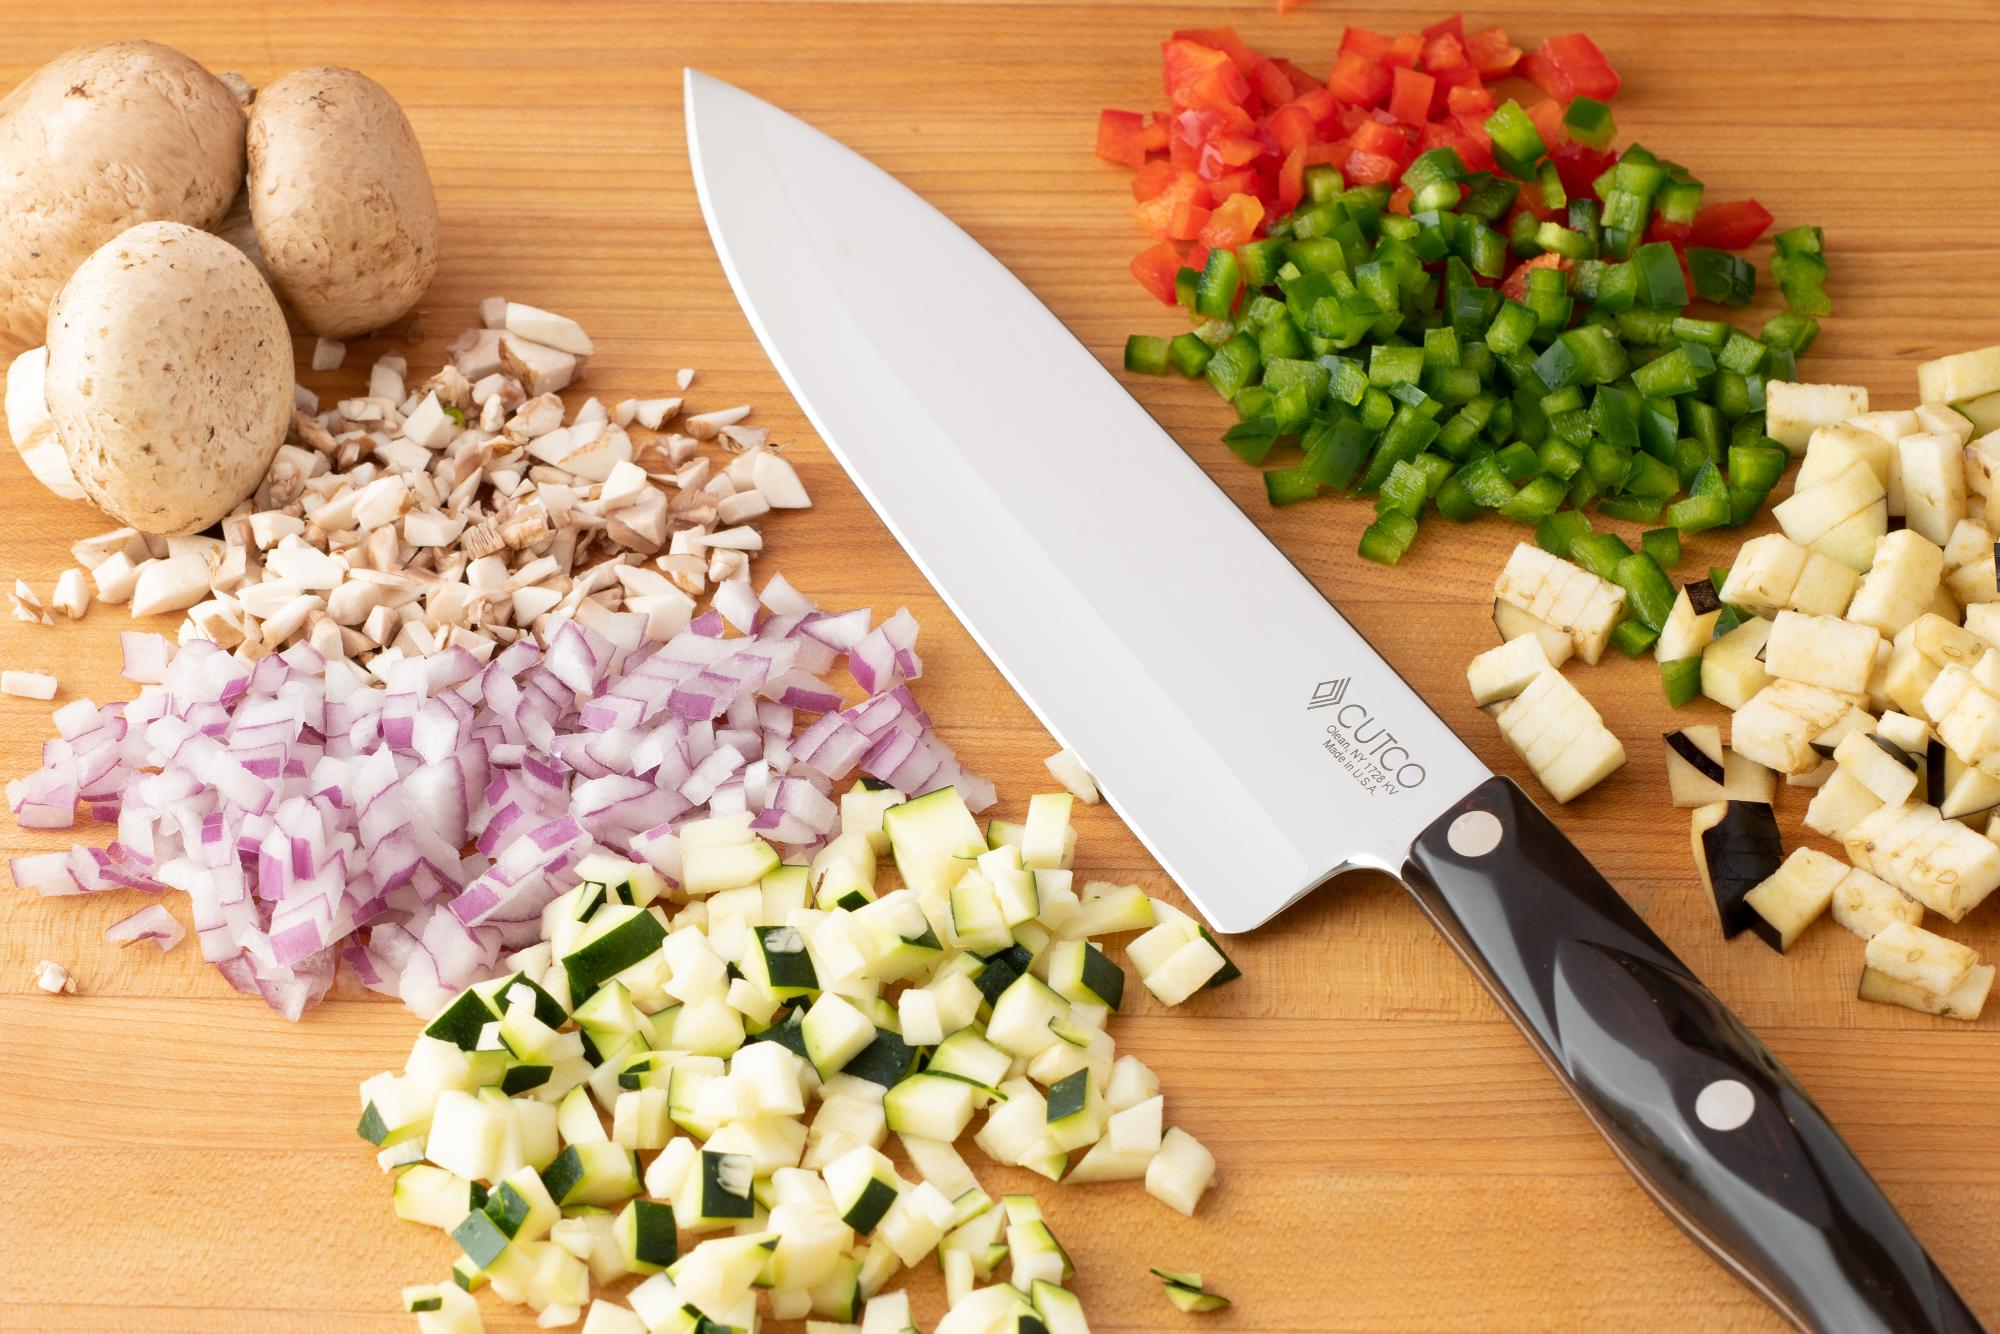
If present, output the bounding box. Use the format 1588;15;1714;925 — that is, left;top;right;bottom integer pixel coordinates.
0;40;246;355
46;221;293;536
248;66;439;338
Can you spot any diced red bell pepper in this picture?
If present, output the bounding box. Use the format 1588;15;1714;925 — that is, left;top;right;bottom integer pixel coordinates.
1172;27;1260;76
1646;217;1695;248
1425;61;1478;118
1167;199;1211;240
1250;58;1295;107
1186;103;1259;142
1200;192;1266;249
1340;27;1393;59
1344;149;1404;185
1421;13;1465;42
1266;102;1320;154
1132;171;1212;239
1547;141;1617;200
1519;34;1621;101
1445;81;1493;117
1163;38;1252;109
1170;108;1253;174
1130;158;1181;202
1168;110;1209;153
1095;109;1152;168
1412;119;1455;155
1350;117;1409;161
1329;51;1392;107
1387;67;1436;126
1198;133;1267;180
1423;117;1492;174
1205;168;1261;202
1689;199;1775;250
1273;58;1323;94
1387;185;1416;215
1515;48;1559;97
1421;32;1469;74
1525;99;1570;151
1501;253;1571;303
1465;26;1522;78
1184;243;1211;272
1133;185;1184;234
1384;31;1423;69
1277;141;1344;212
1449;119;1496;173
1277;147;1308;212
1129;242;1184;304
1289;86;1338;124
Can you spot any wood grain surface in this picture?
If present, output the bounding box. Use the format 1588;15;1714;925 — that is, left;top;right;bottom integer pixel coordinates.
3;2;1999;1330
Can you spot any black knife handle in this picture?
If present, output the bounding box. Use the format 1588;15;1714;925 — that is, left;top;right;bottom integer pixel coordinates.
1401;776;1982;1334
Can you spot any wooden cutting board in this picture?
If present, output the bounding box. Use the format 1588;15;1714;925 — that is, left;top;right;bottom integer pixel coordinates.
4;2;1999;1329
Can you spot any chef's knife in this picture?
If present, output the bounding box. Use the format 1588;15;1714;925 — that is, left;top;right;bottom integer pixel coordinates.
684;69;1981;1333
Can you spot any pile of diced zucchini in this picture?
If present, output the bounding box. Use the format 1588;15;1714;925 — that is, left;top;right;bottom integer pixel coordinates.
363;784;1234;1332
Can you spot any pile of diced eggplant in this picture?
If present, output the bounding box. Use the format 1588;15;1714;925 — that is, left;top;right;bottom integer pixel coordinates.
1471;343;2000;1021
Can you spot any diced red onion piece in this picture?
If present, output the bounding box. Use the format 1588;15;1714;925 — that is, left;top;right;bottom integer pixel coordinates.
105;903;187;952
119;632;171;684
712;578;760;633
7;573;986;1020
759;574;815;617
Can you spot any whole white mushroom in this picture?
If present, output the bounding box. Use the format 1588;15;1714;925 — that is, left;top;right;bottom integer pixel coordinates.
0;41;247;356
45;221;293;535
4;347;82;499
247;67;439;338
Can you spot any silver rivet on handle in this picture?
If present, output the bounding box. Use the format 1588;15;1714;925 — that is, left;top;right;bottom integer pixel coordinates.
1446;809;1504;857
1695;1078;1756;1131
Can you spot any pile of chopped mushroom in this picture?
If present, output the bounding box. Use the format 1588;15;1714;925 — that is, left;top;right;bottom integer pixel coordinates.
55;300;807;672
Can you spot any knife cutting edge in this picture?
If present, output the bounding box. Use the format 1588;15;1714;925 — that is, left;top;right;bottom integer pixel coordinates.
683;69;1984;1333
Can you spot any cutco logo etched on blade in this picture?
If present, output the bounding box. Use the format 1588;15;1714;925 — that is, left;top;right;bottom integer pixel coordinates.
1308;676;1426;795
1307;678;1350;709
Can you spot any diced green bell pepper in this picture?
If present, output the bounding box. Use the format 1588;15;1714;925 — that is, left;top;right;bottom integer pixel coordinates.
1563;96;1616;150
1484;101;1546;180
1641;527;1681;569
1123;335;1169;375
1357;512;1419;565
1568;532;1632;581
1610;619;1660;656
1612;551;1677;631
1536;510;1593;558
1167;332;1214;377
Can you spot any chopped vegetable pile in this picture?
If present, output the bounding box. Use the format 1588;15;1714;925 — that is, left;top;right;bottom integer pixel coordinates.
1098;17;1835;565
19;299;802;669
1474;340;2000;1023
361;781;1231;1330
7;580;989;1021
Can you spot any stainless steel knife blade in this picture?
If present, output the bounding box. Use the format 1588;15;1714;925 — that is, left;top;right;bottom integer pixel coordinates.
684;69;1486;934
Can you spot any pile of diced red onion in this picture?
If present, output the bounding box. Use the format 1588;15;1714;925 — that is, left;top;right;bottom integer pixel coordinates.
6;574;989;1020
